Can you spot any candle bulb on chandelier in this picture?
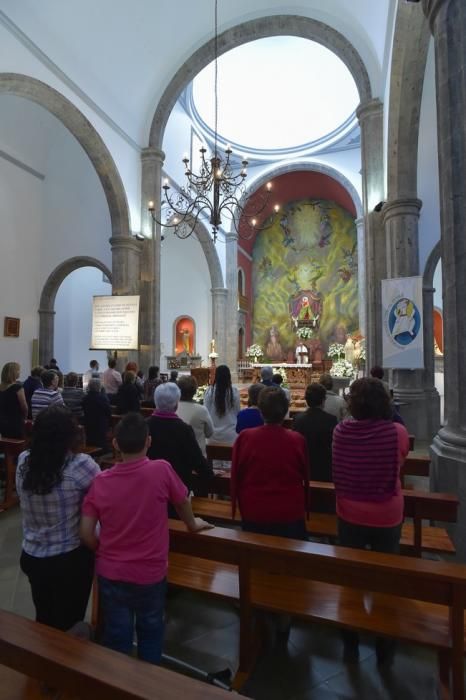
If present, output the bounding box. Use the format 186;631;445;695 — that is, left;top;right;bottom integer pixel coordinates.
148;200;154;210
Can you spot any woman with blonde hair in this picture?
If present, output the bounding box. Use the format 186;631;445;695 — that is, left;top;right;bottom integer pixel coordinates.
0;362;28;438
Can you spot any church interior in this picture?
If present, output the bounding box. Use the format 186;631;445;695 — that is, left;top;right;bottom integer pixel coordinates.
0;0;465;698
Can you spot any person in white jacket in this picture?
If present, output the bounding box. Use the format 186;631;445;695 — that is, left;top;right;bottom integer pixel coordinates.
176;376;214;456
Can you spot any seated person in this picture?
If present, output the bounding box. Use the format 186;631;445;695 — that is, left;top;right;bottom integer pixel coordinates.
319;373;347;422
147;382;213;497
236;383;264;433
80;412;211;663
370;365;391;396
82;379;112;450
231;387;309;540
273;373;290;403
31;370;64;420
115;371;141;415
62;372;84;419
23;366;44;420
176;376;213;456
293;383;337;482
143;366;162;406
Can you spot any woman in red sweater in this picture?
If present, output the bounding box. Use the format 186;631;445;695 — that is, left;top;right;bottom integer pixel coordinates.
231;387;309;539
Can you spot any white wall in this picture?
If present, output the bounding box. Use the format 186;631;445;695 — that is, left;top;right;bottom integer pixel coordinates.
0;151;43;378
418;40;440;272
54;267;111;374
0;95;113;375
160;232;212;371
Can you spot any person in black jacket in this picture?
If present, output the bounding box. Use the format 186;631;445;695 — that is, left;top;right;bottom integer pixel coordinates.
146;382;213;500
293;382;337;482
115;371;141;415
82;379;112;449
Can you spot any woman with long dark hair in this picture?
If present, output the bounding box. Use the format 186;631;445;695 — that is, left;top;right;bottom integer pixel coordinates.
203;365;240;445
16;405;99;631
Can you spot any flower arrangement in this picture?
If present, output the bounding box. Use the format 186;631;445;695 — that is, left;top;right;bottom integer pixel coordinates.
245;344;263;361
329;360;354;378
272;366;289;387
194;384;208;403
327;343;345;359
296;327;314;340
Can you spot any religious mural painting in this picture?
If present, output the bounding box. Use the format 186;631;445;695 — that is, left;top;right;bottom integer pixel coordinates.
252;198;358;362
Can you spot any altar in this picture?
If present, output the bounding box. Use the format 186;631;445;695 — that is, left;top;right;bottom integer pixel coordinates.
251;363;315;386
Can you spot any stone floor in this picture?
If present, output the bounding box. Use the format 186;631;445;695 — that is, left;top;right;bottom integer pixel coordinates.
0;504;451;699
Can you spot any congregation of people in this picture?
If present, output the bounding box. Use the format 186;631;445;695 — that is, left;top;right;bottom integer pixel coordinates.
0;357;409;666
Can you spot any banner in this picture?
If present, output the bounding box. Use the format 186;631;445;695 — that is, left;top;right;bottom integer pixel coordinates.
381;276;423;369
90;295;140;350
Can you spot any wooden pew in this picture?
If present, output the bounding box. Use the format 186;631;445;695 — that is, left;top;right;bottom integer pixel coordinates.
167;520;466;698
0;438;26;511
207;442;426;480
192;477;458;557
0;610;230;700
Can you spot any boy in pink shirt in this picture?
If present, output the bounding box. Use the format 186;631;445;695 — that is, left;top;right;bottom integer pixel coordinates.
80;412;211;663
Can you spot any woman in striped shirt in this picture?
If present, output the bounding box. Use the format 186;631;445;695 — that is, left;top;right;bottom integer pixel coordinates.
332;377;409;663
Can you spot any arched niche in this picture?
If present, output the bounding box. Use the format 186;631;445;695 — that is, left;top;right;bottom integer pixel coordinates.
39;256;112;366
173;315;196;355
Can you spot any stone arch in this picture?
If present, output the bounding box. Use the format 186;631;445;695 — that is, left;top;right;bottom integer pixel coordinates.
424;239;441;288
149;15;372;149
387;3;431;199
38;256;113;365
0;73;131;239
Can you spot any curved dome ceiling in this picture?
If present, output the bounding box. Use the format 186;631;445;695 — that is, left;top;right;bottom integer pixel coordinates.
191;36;359;153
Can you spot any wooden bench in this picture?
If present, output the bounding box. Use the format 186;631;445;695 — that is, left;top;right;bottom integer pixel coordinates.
191;484;457;557
0;438;26;511
0;609;230;700
167;520;466;699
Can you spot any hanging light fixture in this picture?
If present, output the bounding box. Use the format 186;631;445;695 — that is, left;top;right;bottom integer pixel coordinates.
148;0;275;243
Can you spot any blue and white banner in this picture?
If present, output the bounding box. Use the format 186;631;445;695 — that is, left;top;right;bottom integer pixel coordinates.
381;276;424;369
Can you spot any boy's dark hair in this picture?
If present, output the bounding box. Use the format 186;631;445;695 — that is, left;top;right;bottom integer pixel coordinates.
108;358;117;369
305;382;326;408
114;412;148;454
272;373;283;385
66;371;78;387
41;369;58;388
370;365;385;380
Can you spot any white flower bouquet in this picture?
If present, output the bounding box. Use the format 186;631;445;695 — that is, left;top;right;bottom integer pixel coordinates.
245;344;263;361
194;384;208;403
296;327;314;339
329;360;354;378
327;343;345;359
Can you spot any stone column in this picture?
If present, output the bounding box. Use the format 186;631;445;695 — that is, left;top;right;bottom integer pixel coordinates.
110;235;142;369
225;233;239;379
38;309;55;366
382;198;438;440
211;287;228;363
139;147;164;372
422;0;466;558
356;99;385;369
355;217;366;337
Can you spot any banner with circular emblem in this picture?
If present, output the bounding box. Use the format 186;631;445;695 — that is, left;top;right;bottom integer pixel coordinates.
381;276;423;369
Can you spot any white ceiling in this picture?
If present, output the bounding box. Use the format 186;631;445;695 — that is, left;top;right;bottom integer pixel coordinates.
0;0;394;146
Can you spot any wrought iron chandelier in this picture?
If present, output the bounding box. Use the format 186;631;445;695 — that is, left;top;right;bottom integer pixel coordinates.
148;0;275;243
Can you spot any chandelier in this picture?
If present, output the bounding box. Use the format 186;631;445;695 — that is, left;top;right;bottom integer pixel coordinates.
148;0;275;243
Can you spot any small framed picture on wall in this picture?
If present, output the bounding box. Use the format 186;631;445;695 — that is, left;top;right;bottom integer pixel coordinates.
4;317;20;337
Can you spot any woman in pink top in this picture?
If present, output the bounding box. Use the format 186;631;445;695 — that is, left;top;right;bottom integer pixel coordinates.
332;377;409;664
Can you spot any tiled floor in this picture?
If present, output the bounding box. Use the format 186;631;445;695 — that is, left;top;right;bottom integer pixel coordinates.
0;505;447;699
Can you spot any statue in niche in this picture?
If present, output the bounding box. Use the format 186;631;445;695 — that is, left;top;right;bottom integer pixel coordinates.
181;328;191;354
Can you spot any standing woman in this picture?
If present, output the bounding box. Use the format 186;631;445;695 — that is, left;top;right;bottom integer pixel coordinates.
332;377;409;662
204;365;241;445
16;406;100;631
0;362;28;438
